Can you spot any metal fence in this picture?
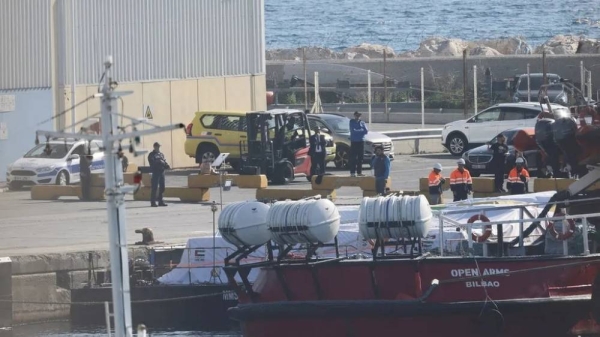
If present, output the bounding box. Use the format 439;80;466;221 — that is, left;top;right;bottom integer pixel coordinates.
381;128;443;154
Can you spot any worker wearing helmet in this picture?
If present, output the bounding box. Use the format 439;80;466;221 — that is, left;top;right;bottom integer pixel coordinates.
507;157;530;195
428;163;445;205
450;158;473;201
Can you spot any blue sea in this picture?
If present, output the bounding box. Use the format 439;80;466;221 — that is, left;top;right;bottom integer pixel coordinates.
265;0;600;52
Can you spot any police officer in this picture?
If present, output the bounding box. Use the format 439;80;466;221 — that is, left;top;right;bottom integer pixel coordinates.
309;127;327;178
79;149;93;201
148;142;170;207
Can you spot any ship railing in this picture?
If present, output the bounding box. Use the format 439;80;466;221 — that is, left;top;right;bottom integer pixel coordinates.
129;242;362;286
435;204;600;257
125;245;263;285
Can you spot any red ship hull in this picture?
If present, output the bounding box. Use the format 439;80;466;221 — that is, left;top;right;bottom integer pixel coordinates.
234;296;590;337
226;255;600;337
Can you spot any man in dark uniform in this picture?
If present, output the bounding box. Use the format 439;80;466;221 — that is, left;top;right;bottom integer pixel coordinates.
308;127;327;178
487;133;509;193
79;149;92;201
148;142;170;207
371;145;390;195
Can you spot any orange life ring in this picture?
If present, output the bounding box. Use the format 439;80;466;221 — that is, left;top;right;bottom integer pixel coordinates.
468;214;493;243
547;213;576;241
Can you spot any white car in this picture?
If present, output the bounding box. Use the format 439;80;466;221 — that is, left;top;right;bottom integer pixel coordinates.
6;139;105;190
441;102;570;156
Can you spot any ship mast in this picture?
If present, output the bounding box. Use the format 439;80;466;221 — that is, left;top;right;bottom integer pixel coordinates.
35;56;184;337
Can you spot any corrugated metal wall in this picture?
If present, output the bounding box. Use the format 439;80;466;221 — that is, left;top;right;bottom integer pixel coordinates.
58;0;266;86
0;0;52;90
0;0;265;90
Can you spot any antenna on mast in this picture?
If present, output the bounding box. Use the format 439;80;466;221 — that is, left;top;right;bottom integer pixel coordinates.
35;55;184;337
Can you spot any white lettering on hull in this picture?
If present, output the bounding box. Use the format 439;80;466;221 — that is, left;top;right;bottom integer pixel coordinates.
222;291;239;301
466;281;501;288
449;268;510;288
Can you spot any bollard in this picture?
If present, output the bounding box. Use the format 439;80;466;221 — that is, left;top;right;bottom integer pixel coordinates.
0;257;12;332
137;324;147;337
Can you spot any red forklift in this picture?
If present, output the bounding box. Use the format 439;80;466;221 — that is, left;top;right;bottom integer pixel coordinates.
239;109;312;185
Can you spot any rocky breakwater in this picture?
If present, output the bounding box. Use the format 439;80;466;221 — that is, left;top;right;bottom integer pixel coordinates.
266;35;600;61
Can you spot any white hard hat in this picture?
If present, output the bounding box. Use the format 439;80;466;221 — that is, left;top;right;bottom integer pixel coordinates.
434;163;443;171
516;157;525;164
457;158;466;165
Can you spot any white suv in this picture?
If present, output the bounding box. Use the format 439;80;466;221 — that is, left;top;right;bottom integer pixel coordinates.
441;102;570;156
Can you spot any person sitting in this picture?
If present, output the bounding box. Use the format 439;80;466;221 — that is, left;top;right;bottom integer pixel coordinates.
507;157;530;195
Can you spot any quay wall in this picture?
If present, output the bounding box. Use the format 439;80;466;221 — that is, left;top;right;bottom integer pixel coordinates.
0;251;116;325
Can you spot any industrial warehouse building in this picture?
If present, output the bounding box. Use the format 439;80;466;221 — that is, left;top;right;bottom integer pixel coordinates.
0;0;266;179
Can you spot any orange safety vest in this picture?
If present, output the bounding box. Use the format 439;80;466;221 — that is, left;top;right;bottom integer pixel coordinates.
428;171;444;194
450;169;472;186
508;167;530;184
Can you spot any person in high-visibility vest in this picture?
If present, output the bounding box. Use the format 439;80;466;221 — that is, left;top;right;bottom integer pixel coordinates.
507;157;530;195
450;158;473;201
428;163;445;205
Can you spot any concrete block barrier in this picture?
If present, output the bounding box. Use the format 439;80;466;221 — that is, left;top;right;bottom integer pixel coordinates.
419;177;451;192
86;187;106;201
0;257;12;330
256;188;336;201
30;185;105;201
133;187;210;202
31;185;78;200
533;178;600;192
236;175;268;189
187;174;239;188
311;175;391;191
125;163;139;173
472;177;495;193
91;173;136;187
142;173;152;186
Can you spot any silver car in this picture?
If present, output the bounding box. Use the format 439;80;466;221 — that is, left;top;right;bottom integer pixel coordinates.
307;113;395;169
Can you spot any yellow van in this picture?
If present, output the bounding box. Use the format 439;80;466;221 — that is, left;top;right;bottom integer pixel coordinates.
184;111;335;170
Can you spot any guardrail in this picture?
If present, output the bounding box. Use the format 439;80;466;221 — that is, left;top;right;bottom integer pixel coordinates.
380;128;443;153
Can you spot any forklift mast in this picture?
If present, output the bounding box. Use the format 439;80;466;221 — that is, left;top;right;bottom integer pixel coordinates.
239;110;311;184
